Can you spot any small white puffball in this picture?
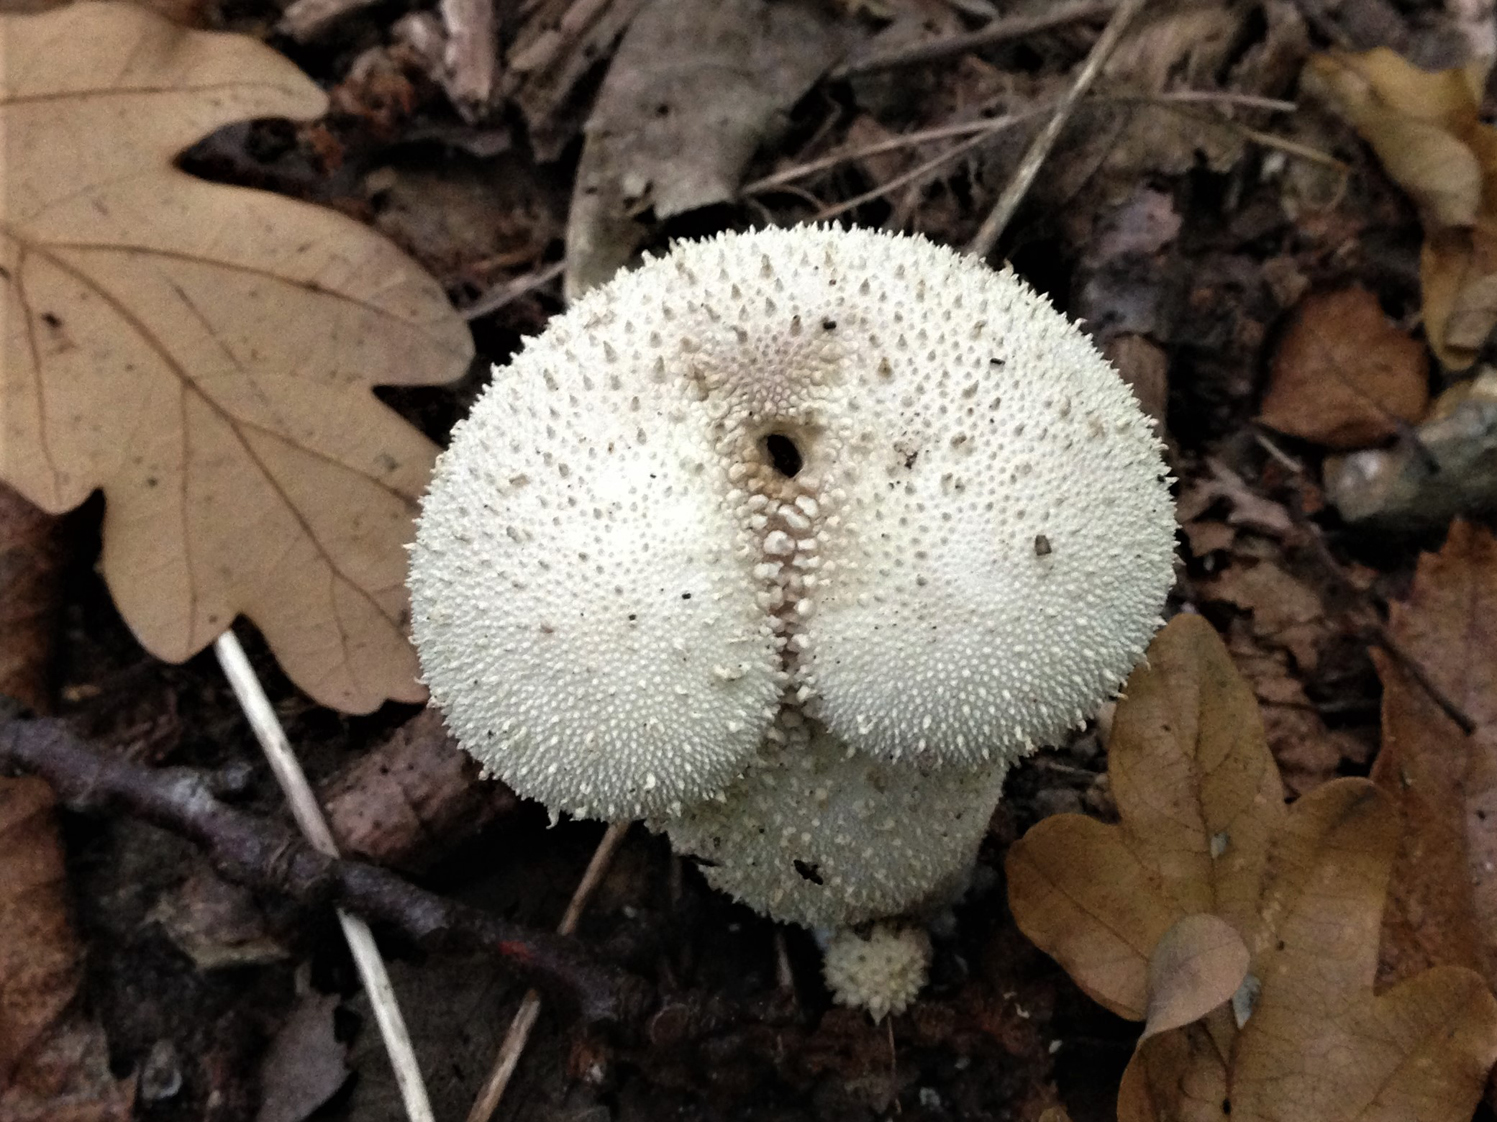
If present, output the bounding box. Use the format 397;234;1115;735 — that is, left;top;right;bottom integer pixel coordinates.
408;223;1175;831
823;924;933;1022
663;714;1007;928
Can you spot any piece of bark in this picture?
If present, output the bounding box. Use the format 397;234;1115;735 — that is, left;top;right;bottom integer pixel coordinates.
0;482;65;713
439;0;497;120
277;0;381;41
320;708;517;873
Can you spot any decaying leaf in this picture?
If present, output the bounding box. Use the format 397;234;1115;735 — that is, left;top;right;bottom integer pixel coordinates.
0;777;76;1085
1008;614;1497;1122
564;0;849;296
0;2;474;712
1306;48;1497;368
1371;520;1497;990
255;991;349;1122
1200;558;1325;671
320;707;517;873
1140;915;1249;1043
1259;286;1429;448
1228;781;1495;1122
0;776;134;1118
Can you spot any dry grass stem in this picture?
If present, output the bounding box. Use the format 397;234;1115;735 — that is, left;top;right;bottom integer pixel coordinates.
831;1;1117;80
967;0;1148;259
214;633;435;1122
466;821;631;1122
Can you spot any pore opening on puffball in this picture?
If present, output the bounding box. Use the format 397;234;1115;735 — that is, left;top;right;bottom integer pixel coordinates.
763;432;803;477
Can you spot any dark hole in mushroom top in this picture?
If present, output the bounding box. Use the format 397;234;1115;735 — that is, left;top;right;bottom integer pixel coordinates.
763;432;803;477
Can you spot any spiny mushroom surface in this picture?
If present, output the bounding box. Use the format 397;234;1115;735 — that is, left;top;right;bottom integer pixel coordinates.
410;223;1174;935
663;714;1007;928
822;924;933;1022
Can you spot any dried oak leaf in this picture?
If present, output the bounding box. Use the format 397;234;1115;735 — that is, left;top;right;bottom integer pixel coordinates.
1371;520;1497;991
1258;286;1429;449
0;2;474;712
1008;614;1274;1023
0;776;134;1119
1007;613;1497;1122
1306;49;1497;369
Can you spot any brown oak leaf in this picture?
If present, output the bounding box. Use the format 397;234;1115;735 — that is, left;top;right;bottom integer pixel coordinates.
1008;613;1497;1121
1258;286;1429;449
0;2;474;712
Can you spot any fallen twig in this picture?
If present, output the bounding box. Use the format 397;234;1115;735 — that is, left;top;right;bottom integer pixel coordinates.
750;90;1301;213
830;1;1117;81
462;260;566;320
466;821;630;1122
967;0;1147;260
0;714;641;1025
810;120;1026;223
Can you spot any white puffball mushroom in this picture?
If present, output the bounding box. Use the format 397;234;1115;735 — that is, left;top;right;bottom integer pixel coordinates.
664;715;1008;929
408;224;1175;884
823;924;933;1022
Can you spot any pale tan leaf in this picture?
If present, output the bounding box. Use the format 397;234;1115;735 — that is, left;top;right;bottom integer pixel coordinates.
1305;49;1486;228
1107;613;1284;942
1232;783;1497;1122
1117;1020;1229;1122
1006;814;1175;1020
1141;915;1249;1043
1007;615;1281;1021
1306;48;1497;368
0;2;474;712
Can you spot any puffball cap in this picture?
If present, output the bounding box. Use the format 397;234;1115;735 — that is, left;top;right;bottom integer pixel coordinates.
409;225;1174;822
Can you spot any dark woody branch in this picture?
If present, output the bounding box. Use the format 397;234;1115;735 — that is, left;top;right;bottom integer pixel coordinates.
0;714;643;1025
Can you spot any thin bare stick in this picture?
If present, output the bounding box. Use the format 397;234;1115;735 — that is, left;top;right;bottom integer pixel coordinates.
277;0;380;41
744;108;1027;196
966;0;1147;260
1157;91;1298;113
746;90;1298;200
831;1;1117;80
466;821;631;1122
0;714;634;1020
462;260;566;321
810;117;1040;223
214;632;435;1122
